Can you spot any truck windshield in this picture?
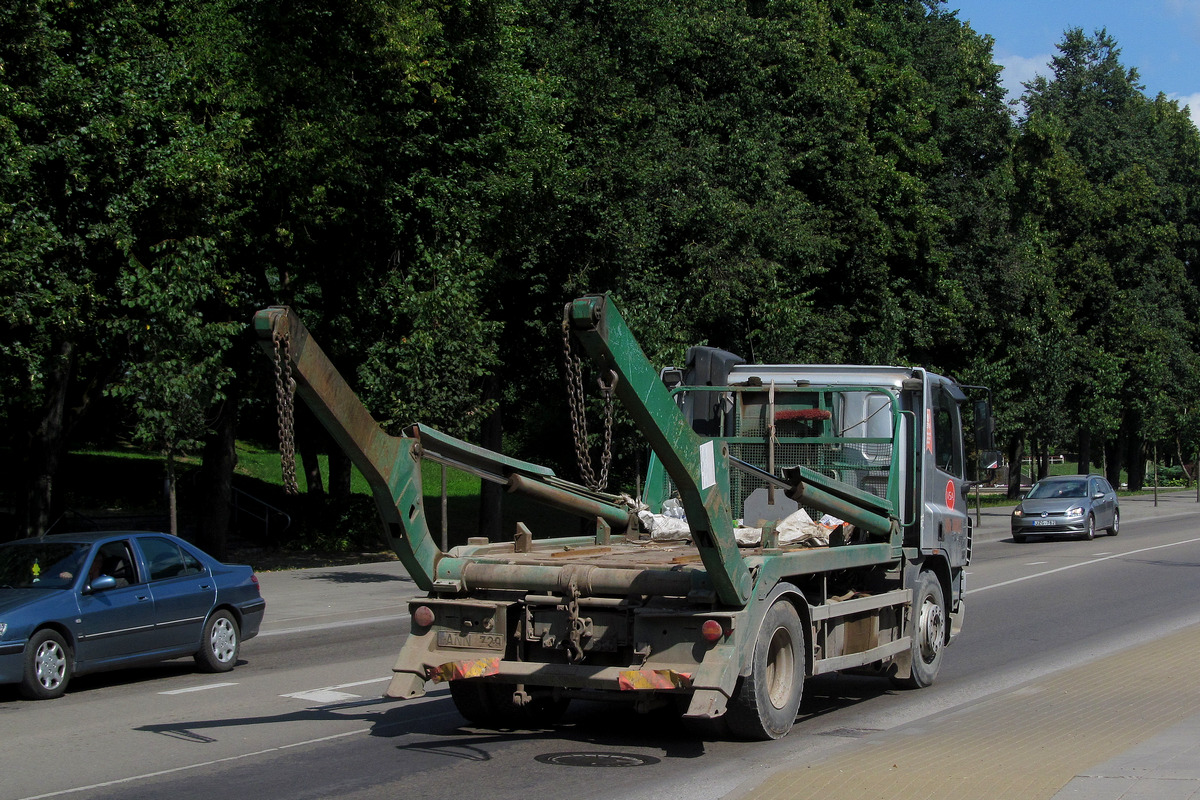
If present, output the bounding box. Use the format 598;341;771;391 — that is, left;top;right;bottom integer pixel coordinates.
0;542;89;589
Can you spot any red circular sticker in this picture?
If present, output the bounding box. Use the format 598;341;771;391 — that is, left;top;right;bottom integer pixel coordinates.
946;480;955;509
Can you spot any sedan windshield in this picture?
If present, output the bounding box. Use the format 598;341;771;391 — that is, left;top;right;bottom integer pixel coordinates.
1027;480;1087;499
0;542;90;589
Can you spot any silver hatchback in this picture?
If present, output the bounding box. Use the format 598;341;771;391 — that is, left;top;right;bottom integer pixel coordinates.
1011;474;1120;542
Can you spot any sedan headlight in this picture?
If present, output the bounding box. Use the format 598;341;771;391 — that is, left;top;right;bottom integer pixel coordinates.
1066;505;1084;517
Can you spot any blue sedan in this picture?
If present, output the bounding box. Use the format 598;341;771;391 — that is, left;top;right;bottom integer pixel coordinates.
0;531;265;699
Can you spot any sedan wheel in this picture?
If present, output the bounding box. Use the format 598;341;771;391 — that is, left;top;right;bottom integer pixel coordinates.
195;610;239;673
20;629;72;700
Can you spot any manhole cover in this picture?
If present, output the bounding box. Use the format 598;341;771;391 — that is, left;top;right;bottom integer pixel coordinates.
535;752;661;768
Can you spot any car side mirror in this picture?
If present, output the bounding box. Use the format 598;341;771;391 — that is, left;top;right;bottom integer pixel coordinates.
1092;492;1105;500
87;575;117;593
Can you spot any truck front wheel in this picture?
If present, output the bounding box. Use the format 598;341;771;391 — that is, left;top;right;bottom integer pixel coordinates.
894;570;946;689
725;599;805;740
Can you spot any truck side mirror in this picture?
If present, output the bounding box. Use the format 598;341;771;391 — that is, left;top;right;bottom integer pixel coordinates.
973;399;996;451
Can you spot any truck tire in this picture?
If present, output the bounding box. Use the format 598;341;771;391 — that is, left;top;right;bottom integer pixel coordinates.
893;570;946;689
449;681;569;729
725;600;805;740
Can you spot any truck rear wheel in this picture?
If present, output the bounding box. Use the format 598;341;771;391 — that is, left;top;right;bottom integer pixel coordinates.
449;681;569;729
725;599;805;740
893;570;946;689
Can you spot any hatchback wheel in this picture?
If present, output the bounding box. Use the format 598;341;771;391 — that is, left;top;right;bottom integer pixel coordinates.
1081;514;1095;541
1108;510;1120;536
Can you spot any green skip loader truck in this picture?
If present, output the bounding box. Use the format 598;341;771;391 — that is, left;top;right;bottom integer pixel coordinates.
255;293;996;740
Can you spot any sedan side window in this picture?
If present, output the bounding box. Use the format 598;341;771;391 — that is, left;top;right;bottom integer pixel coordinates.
138;537;190;582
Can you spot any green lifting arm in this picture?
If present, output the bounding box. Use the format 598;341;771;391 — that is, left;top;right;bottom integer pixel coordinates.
254;306;639;593
567;294;754;607
254;307;439;591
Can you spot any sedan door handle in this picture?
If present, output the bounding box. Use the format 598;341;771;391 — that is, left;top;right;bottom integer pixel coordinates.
200;584;212;590
136;595;150;602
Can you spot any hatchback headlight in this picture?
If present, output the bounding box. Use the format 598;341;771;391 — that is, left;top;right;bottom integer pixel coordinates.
1066;505;1084;517
1012;508;1024;518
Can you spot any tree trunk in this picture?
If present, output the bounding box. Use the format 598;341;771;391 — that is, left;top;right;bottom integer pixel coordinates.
1177;435;1194;486
1078;428;1091;474
19;339;75;537
479;374;503;542
1006;434;1025;499
1104;430;1123;489
198;399;238;560
1126;435;1147;492
166;448;179;537
328;448;352;511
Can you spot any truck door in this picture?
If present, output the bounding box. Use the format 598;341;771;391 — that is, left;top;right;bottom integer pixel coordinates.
924;380;969;567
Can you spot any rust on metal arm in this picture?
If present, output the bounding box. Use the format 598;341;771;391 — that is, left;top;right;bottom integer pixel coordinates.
253;306;439;591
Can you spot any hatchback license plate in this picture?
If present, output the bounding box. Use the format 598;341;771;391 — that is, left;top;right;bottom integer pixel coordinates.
437;631;505;650
1033;519;1055;527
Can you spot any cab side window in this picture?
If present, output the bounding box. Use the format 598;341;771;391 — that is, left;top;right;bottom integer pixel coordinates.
932;387;964;478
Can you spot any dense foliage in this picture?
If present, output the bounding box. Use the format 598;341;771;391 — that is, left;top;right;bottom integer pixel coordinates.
2;0;1198;552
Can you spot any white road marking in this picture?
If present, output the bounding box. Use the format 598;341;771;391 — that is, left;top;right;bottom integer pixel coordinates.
158;683;237;695
973;536;1200;594
280;676;391;704
18;692;454;800
282;689;362;703
258;613;408;637
1025;561;1048;565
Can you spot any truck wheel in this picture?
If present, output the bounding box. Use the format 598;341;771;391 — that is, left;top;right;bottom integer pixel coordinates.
20;629;73;700
725;600;804;740
893;570;946;689
449;682;569;729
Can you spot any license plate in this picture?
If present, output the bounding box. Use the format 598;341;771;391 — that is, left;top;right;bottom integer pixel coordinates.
437;631;505;651
1033;519;1055;527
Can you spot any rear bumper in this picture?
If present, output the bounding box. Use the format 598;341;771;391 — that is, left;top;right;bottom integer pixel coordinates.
237;598;266;640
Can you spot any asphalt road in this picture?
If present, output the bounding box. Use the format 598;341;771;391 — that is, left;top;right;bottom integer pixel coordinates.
4;492;1200;800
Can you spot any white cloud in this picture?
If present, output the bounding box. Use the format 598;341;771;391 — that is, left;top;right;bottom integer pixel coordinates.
996;53;1054;102
1169;93;1200;121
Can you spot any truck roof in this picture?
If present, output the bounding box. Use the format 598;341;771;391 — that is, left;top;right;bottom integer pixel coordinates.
725;363;928;389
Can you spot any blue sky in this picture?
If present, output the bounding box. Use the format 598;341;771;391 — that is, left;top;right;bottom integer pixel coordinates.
948;0;1200;117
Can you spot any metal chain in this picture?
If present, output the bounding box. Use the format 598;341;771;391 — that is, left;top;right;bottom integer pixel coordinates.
272;332;299;495
562;320;615;491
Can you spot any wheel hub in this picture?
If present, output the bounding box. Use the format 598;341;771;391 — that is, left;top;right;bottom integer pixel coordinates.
36;643;65;688
918;599;944;664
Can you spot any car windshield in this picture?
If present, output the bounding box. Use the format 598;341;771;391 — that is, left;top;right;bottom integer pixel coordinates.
0;542;90;589
1027;480;1087;499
